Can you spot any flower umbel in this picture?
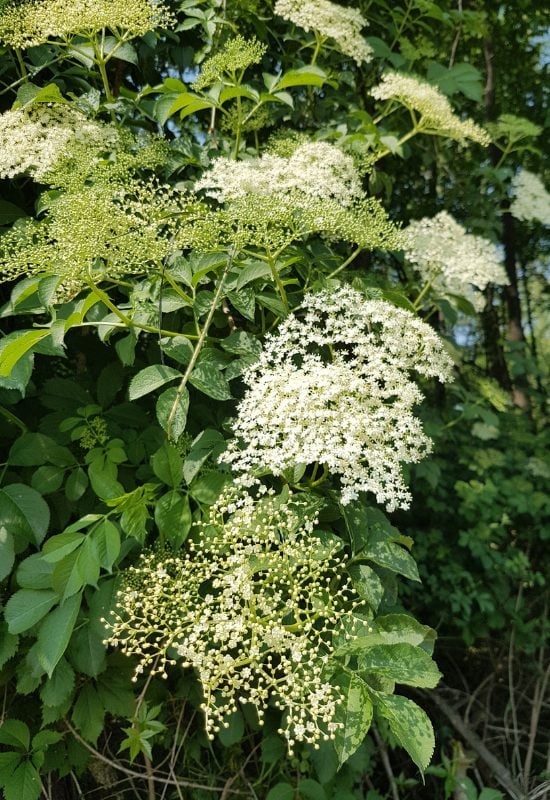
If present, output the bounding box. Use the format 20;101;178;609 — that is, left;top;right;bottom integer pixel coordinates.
0;178;187;296
105;490;353;751
192;35;267;90
371;72;490;146
0;104;119;182
0;0;173;48
197;142;363;206
194;143;401;253
402;211;508;310
221;286;453;510
510;170;550;226
274;0;373;64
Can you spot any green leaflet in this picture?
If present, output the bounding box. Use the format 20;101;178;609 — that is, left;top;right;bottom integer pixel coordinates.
36;593;82;677
156;386;189;441
266;784;294;800
151;442;184;487
275;65;328;90
189;361;232;400
39;657;75;707
374;692;435;772
71;684;105;744
362;540;420;582
333;674;374;766
16;553;53;589
128;364;181;400
183;429;226;484
154;491;192;547
0;330;49;378
4;590;58;634
0;623;19;669
0;484;50;548
348;563;384;610
359;643;441;688
0;527;15;582
0;760;41;800
0;719;30;750
335;613;436;656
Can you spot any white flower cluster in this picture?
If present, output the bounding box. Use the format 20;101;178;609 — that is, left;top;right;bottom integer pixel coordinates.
196;142;363;206
274;0;373;64
402;211;508;311
510;170;550;226
371;72;490;146
105;490;354;751
0;105;118;182
221;286;453;510
0;0;173;48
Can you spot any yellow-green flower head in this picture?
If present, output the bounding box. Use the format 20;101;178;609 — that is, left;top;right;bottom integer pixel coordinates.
0;178;184;295
192;35;267;91
105;489;355;751
274;0;373;64
371;71;490;146
0;0;174;48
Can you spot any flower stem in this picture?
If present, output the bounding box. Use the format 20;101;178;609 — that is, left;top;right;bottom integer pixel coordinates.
413;280;432;310
166;248;236;439
14;48;28;80
0;404;28;433
86;284;199;339
327;246;363;279
310;32;325;66
267;251;289;311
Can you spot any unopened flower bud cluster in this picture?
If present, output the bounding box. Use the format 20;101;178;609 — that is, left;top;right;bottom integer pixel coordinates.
402;211;508;310
193;35;267;90
510;170;550;226
371;72;490;146
0;178;186;296
0;0;173;48
274;0;373;64
105;490;355;751
221;286;453;510
0;105;118;182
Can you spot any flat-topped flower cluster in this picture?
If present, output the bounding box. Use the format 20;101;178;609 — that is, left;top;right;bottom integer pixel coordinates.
192;35;267;90
0;104;118;182
197;142;363;206
510;170;550;226
402;211;508;310
105;489;354;751
371;72;490;146
274;0;373;64
0;0;173;48
195;142;401;253
221;286;454;510
0;177;188;299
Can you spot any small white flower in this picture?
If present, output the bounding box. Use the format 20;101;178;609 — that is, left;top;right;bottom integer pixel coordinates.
371;72;490;145
510;170;550;226
402;211;508;310
274;0;372;64
221;286;453;511
0;105;118;181
197;142;363;207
